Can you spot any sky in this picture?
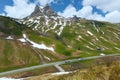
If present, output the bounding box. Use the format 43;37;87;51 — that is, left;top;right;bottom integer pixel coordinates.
0;0;120;23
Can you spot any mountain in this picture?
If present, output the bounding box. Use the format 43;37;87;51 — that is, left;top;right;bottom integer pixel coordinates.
30;5;43;17
43;4;58;16
0;16;25;37
0;16;40;72
29;4;57;18
21;5;120;57
0;4;120;77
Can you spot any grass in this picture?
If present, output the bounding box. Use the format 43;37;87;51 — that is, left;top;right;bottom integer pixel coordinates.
6;66;58;78
0;16;25;36
50;56;120;80
0;40;40;72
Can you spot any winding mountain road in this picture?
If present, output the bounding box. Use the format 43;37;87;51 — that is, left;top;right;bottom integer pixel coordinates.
0;54;119;76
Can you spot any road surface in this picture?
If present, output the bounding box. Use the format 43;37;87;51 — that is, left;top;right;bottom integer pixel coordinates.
0;54;119;76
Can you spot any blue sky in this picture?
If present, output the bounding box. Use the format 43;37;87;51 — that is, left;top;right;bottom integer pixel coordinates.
0;0;120;23
0;0;83;14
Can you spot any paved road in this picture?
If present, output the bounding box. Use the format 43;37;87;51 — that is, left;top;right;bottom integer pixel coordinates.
54;64;65;72
0;54;119;76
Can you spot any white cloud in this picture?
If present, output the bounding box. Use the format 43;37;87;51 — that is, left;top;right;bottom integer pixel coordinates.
58;1;120;23
58;4;77;18
83;0;120;13
4;0;35;18
105;11;120;23
0;13;5;16
77;6;93;18
36;0;55;6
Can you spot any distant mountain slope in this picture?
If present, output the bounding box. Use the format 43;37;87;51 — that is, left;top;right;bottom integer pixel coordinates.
20;5;120;58
0;4;120;73
0;16;25;37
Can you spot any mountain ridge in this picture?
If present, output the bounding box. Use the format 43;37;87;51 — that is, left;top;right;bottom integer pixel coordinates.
0;4;120;77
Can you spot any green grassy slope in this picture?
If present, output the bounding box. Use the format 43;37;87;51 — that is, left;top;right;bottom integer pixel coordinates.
0;16;40;72
24;17;120;59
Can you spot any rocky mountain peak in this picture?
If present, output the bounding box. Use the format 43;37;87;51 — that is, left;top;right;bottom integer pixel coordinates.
72;15;79;21
30;5;43;17
43;4;58;16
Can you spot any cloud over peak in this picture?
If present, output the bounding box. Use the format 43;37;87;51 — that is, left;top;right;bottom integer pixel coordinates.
2;0;120;23
4;0;35;18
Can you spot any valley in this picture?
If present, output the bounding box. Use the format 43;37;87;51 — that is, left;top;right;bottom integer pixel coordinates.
0;4;120;79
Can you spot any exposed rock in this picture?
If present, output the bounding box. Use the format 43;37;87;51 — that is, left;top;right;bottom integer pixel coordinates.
43;4;58;16
30;5;43;17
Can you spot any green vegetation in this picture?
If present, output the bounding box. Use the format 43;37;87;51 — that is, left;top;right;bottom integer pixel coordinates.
50;57;120;80
0;40;40;72
0;16;25;36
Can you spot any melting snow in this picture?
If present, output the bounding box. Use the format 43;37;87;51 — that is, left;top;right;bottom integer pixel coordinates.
51;16;57;20
18;38;26;43
34;20;39;24
51;72;70;76
87;31;93;36
0;77;22;80
89;42;95;46
6;36;14;40
59;20;62;25
28;18;34;22
100;36;108;42
58;20;66;36
86;46;94;50
45;16;49;25
52;21;58;29
114;47;120;50
44;56;51;61
92;22;99;32
100;53;105;56
23;34;54;52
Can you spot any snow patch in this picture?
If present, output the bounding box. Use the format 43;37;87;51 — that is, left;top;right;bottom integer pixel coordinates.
29;41;54;52
0;77;22;80
51;72;70;76
58;20;66;36
45;16;49;25
52;21;58;29
100;36;108;42
100;53;105;56
23;34;54;52
114;47;120;50
28;18;34;22
18;38;26;43
86;46;94;50
6;36;14;40
89;42;95;46
44;56;51;61
87;31;93;36
92;22;99;32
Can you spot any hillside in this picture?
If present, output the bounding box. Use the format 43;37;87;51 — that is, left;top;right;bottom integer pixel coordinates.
26;56;120;80
0;16;25;37
0;4;120;77
21;5;120;59
0;16;40;72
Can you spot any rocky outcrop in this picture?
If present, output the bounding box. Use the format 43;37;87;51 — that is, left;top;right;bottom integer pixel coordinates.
30;5;43;17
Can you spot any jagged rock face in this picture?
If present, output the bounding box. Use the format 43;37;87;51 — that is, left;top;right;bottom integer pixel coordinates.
43;4;57;16
29;4;57;18
72;15;79;21
30;5;43;17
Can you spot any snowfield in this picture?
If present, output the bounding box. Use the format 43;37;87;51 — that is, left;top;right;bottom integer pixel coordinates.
18;38;26;43
51;72;70;75
87;31;93;36
0;77;21;80
23;34;55;52
6;36;14;40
